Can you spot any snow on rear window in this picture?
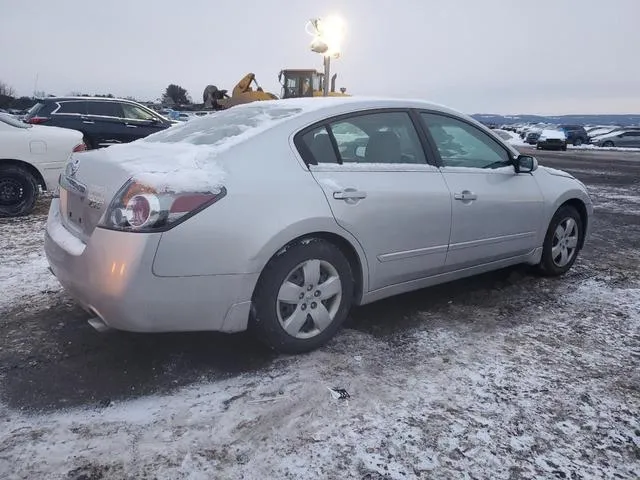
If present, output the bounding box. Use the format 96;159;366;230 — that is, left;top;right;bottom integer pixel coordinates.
142;103;304;146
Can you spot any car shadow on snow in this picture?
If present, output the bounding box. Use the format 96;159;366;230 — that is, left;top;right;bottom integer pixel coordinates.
1;263;595;414
0;297;277;412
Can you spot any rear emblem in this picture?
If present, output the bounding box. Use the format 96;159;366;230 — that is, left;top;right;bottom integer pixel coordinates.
65;158;80;178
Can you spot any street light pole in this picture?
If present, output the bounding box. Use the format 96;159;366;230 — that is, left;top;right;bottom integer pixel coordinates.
306;16;345;97
323;56;330;97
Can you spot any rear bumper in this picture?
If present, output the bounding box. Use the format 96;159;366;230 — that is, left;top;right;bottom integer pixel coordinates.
44;199;258;333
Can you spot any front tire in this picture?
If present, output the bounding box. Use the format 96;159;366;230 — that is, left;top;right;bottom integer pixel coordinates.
537;205;583;276
0;165;39;217
603;141;614;148
251;239;354;354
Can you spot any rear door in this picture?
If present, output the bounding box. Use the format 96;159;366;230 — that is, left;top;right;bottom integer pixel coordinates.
85;101;128;147
296;109;452;292
50;100;88;132
419;111;545;269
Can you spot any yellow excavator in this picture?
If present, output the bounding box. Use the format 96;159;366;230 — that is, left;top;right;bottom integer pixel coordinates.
278;69;349;99
202;69;349;110
202;73;277;110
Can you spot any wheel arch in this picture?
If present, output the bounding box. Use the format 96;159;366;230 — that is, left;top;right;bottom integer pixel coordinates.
254;229;368;305
558;197;589;249
0;158;47;190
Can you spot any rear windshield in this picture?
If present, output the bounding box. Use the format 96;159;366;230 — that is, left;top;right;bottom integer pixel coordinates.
25;102;55;118
143;103;303;146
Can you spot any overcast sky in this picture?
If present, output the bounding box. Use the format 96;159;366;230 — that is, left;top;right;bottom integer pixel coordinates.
1;0;638;115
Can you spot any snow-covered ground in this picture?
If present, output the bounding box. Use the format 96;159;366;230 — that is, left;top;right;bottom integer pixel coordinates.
0;203;61;312
1;157;640;479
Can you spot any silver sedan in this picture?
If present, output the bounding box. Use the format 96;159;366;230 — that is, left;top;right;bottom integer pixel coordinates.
44;97;593;353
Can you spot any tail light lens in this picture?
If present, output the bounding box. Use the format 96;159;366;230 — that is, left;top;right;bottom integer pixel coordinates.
72;142;87;152
98;179;226;233
27;116;49;124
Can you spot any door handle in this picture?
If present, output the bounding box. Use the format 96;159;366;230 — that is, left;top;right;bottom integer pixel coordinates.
333;189;367;200
82;120;94;124
454;190;478;201
125;124;138;128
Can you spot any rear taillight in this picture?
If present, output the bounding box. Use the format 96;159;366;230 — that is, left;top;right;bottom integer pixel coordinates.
72;142;87;152
98;179;226;233
27;116;49;124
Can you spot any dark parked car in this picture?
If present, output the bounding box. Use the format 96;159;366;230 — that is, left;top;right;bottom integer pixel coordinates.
536;129;568;151
557;125;589;146
23;97;174;149
525;131;541;145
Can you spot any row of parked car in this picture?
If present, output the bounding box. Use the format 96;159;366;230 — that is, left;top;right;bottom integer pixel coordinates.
0;96;181;216
511;123;640;150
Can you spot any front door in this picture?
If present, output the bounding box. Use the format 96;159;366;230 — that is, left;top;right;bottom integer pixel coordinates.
419;112;545;269
297;110;452;291
120;102;168;142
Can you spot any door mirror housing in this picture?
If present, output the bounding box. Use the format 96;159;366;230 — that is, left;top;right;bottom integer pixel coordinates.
514;154;537;173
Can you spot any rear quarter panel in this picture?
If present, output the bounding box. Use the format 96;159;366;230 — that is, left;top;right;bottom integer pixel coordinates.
151;124;356;278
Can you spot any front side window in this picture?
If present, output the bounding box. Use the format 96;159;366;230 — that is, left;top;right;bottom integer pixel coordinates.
421;112;511;169
122;103;156;121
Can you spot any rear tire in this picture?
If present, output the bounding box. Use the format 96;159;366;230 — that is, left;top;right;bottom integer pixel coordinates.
537;205;583;276
573;138;583;146
250;238;354;354
0;165;39;217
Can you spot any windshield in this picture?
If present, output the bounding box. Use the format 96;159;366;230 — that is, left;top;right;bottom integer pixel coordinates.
0;113;31;128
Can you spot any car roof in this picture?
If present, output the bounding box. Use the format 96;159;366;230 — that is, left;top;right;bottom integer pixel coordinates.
39;96;137;103
226;96;478;125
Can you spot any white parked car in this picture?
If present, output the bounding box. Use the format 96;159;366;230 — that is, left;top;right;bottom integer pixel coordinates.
0;113;86;216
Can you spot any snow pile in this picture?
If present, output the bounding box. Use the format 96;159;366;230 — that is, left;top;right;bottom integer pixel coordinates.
568;144;640;152
495;129;527;147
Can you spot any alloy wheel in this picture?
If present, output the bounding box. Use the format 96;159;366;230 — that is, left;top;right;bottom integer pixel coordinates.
552;217;579;267
276;259;343;339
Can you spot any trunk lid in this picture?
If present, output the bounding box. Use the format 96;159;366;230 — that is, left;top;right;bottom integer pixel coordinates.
59;149;133;242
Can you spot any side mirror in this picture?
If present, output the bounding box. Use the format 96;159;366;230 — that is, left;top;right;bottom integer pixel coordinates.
514;154;537;174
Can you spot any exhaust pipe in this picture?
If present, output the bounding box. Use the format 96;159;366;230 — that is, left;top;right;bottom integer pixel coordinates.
88;316;112;333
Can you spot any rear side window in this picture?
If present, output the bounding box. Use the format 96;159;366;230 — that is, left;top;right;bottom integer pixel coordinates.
86;101;123;118
56;101;87;115
299;127;340;164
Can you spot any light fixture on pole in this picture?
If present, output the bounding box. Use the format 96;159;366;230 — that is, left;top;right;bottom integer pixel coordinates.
305;15;345;96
